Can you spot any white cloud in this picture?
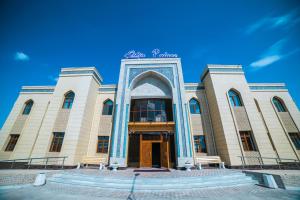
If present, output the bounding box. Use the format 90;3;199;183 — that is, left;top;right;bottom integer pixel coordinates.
249;38;297;69
14;52;30;61
245;8;300;35
250;55;281;67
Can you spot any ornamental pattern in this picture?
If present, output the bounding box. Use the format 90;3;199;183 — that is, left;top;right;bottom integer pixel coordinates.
128;67;174;87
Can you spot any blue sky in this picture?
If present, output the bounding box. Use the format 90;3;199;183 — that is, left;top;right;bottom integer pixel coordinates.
0;0;300;128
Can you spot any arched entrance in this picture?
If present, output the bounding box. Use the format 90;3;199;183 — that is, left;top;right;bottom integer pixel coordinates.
127;71;176;168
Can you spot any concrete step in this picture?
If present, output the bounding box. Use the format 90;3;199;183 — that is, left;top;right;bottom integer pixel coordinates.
51;172;248;184
49;178;256;191
48;171;258;191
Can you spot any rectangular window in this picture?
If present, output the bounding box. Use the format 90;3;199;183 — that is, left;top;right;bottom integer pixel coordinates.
194;135;207;153
97;136;109;153
240;131;257;151
5;134;20;151
49;132;65;152
289;133;300;150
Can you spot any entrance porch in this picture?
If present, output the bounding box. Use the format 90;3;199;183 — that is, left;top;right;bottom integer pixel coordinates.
127;131;176;168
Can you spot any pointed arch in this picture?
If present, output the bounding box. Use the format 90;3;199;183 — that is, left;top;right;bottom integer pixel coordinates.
102;99;114;115
189;98;201;114
22;99;34;115
62;91;75;109
272;96;287;112
129;70;173;99
130;70;173;91
228;89;243;107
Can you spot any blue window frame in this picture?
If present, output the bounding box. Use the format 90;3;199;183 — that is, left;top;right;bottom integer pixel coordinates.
62;91;75;109
22;100;33;115
228;90;242;107
289;133;300;150
97;136;109;153
102;100;113;115
272;97;286;112
194;135;207;153
189;98;201;114
49;132;65;152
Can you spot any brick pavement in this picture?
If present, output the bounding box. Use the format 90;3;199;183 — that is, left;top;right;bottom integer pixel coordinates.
0;169;299;199
0;181;299;200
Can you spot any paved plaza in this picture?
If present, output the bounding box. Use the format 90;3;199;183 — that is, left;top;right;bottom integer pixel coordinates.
0;169;299;200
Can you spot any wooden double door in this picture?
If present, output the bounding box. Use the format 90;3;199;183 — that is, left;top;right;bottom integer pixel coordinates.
140;133;169;168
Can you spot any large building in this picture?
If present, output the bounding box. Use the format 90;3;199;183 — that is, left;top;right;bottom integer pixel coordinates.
0;58;299;168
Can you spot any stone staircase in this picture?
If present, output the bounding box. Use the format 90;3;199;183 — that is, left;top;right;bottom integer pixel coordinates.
48;170;258;191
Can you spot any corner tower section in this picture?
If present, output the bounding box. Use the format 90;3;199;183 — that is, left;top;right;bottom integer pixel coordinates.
30;67;102;166
201;65;277;167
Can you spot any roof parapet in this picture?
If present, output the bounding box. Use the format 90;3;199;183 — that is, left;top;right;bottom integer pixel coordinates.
200;64;244;82
248;83;287;91
20;86;55;94
60;66;103;84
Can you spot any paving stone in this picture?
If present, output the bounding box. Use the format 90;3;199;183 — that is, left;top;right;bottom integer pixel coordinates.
0;169;299;199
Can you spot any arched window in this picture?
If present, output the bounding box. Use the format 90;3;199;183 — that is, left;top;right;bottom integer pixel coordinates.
22;100;33;115
102;99;113;115
189;98;201;114
272;97;286;112
62;91;75;109
228;90;242;107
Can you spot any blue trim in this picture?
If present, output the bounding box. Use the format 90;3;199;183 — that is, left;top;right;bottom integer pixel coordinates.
116;66;129;157
109;104;118;157
122;104;129;158
173;104;180;157
185;104;193;157
99;87;117;92
209;68;244;73
175;66;187;157
249;85;286;90
61;70;103;84
21;89;54;93
184;86;205;91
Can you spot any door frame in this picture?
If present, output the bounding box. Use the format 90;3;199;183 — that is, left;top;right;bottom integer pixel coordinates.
139;132;170;168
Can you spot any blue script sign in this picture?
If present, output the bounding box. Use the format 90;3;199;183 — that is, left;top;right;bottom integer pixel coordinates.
124;50;146;59
124;49;178;59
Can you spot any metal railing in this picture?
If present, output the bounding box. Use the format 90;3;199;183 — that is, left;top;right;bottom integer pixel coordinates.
0;156;67;169
238;156;300;169
130;110;172;122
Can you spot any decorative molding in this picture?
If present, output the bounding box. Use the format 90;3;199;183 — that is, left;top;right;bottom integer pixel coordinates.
20;86;55;93
184;85;205;91
60;69;103;84
249;84;287;91
99;87;117;92
175;65;187;157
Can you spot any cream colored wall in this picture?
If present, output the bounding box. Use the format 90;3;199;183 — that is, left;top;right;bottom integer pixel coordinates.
0;93;51;160
72;78;99;164
52;109;70;132
252;91;300;160
203;74;231;164
233;107;251;131
203;71;277;166
278;112;298;133
86;92;115;159
30;75;99;165
185;90;217;156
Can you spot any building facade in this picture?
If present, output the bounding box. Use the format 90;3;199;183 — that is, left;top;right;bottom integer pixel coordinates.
0;58;299;168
